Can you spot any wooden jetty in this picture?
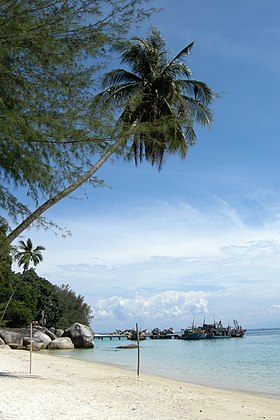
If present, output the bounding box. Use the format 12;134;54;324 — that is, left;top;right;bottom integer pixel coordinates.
95;333;180;340
94;334;129;341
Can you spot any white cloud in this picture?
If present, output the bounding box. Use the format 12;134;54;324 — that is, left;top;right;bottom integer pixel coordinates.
92;290;208;324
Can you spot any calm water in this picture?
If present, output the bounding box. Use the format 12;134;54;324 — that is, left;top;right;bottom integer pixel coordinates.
52;328;280;397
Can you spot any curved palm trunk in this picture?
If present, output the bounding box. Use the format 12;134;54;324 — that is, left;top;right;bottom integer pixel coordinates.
6;140;121;246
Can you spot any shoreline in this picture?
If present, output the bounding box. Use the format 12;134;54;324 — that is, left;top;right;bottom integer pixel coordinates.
1;345;279;419
50;348;280;401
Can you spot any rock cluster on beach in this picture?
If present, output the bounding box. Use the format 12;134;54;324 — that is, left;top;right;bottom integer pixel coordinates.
0;322;94;351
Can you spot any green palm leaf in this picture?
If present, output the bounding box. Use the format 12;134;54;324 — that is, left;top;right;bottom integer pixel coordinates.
165;41;195;70
102;70;141;88
14;238;45;271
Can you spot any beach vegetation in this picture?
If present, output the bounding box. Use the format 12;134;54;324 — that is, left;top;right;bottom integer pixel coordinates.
0;269;93;328
0;236;92;328
0;237;45;321
55;284;93;330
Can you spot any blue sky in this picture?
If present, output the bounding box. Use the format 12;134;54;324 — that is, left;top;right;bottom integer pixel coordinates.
19;0;280;331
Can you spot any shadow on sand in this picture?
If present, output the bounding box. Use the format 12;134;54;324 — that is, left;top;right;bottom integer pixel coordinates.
0;371;41;379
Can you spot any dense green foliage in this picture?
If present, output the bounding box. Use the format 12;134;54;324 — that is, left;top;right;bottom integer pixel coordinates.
1;272;37;327
0;0;154;232
56;284;93;329
0;267;93;328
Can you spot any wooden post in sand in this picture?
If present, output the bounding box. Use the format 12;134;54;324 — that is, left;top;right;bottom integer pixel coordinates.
136;323;140;376
29;322;32;374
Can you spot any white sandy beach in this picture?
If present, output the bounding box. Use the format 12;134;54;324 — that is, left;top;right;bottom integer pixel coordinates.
0;345;279;420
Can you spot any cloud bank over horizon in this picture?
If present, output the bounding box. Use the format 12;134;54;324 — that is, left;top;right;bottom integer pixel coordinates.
30;189;280;331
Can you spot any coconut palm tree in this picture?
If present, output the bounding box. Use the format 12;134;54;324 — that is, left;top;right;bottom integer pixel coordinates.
5;28;214;245
97;27;215;170
14;238;45;271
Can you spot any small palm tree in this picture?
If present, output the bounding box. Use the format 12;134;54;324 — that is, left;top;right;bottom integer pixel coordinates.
14;238;45;271
97;27;215;170
1;238;45;322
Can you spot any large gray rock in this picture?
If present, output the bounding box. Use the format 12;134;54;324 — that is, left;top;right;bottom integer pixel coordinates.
0;330;23;348
55;329;64;338
62;323;94;348
33;331;52;348
23;336;31;346
48;337;75;350
24;340;45;351
44;329;57;341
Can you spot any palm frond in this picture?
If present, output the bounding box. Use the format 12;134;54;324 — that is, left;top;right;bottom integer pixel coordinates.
177;80;215;104
96;83;141;106
171;42;195;63
102;70;141;89
175;94;213;126
165;62;192;79
121;43;153;76
17;240;28;250
33;245;46;252
129;37;151;49
26;238;33;250
194;103;213;126
185;126;197;145
163;42;195;75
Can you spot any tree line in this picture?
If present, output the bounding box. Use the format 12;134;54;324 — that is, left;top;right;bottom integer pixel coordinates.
0;230;92;328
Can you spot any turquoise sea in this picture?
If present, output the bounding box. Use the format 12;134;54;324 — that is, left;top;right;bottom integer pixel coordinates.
53;328;280;398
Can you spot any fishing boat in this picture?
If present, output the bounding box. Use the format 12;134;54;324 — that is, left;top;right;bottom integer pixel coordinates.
180;329;206;340
230;319;246;337
203;320;246;339
203;321;230;338
179;322;206;340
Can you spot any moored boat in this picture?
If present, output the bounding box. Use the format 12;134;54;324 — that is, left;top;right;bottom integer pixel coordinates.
179;324;206;340
203;321;232;339
203;320;246;339
230;319;246;337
